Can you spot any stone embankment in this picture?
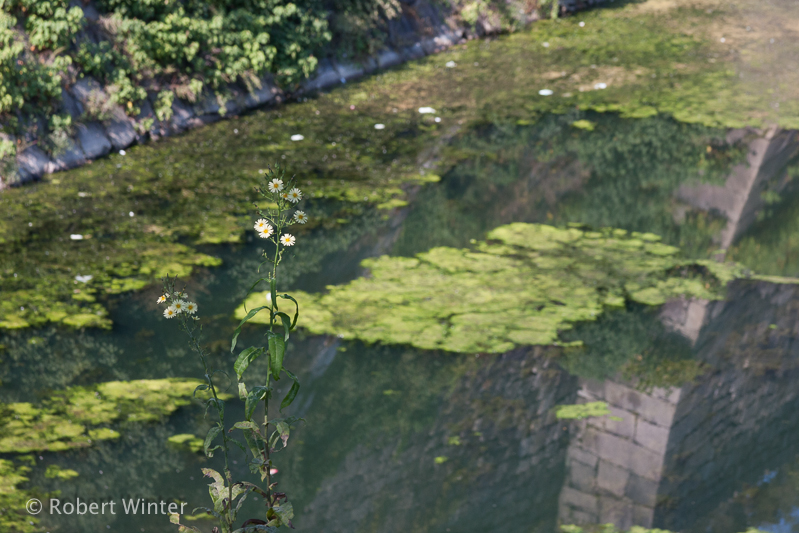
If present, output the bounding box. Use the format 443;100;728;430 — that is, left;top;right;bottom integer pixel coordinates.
2;0;609;189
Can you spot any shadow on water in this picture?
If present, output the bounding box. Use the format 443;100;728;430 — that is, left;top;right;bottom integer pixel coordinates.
3;112;799;533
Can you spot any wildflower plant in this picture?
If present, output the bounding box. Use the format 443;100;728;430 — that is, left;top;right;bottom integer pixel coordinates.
159;165;307;532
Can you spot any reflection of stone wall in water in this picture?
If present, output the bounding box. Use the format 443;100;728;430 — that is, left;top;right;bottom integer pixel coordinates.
558;380;681;529
655;281;799;531
300;349;578;533
558;280;799;532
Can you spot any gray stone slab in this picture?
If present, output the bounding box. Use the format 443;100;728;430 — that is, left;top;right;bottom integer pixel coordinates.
589;405;635;439
195;90;222;116
377;49;403;69
170;98;196;131
625;472;659;507
634;418;671;455
597;459;630;497
105;120;137;150
560;486;597;515
303;60;342;92
16;145;51;181
336;62;365;82
598;495;633;530
71;77;105;106
402;43;426;61
569;459;598;492
52;137;86;170
589;429;664;481
568;445;599;468
75;122;111;159
61;88;83;118
605;381;677;427
244;77;279;108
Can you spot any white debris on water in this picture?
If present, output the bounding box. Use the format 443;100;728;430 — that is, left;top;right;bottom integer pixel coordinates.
129;211;135;217
70;234;84;240
594;82;607;90
445;61;457;68
579;21;585;27
374;124;385;130
75;275;93;283
418;107;436;114
539;89;553;96
543;42;550;48
119;149;126;155
434;117;441;123
290;134;304;141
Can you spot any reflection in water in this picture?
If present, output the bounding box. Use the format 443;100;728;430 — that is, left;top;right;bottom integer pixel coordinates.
2;114;799;533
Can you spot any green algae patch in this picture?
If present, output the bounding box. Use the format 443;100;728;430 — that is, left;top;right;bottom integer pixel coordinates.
167;433;205;454
0;378;223;454
44;465;79;480
0;460;42;533
236;223;751;353
555;401;617;421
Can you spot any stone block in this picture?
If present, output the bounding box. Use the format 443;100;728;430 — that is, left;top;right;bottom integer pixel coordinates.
336;62;365;82
589;405;635;439
377;49;403;69
597;459;629;497
303;60;342;92
632;503;655;527
195;90;223;116
559;487;597;515
634;418;670;455
598;495;633;530
75;122;111;159
402;43;426;61
61;88;83;119
244;77;279;108
605;381;677;427
51;137;86;171
625;472;659;507
71;77;104;106
568;445;599;468
16;145;51;181
170;98;196;131
568;459;597;492
105;119;137;150
590;429;664;481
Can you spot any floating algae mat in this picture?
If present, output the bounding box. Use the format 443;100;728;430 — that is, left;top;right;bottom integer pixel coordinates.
236;223;781;353
0;460;41;533
0;378;217;454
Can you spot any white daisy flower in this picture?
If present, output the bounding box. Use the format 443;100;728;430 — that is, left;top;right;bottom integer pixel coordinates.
258;224;274;238
184;302;198;315
157;295;167;304
280;234;296;247
254;219;271;232
287;188;302;203
268;179;284;193
164;306;177;319
293;211;308;224
173;301;186;313
280;191;290;201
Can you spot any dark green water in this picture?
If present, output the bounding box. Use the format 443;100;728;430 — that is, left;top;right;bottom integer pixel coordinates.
3;110;799;533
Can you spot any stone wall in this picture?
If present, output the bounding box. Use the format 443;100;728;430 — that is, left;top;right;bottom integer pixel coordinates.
1;0;610;189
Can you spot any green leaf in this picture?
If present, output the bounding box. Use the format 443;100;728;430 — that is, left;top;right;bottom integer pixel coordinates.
232;421;260;432
234;346;264;380
280;371;300;412
192;384;209;397
275;420;290;448
203;426;222;457
231;306;268;353
268;336;285;379
246;386;269;421
270;278;278;313
278;294;299;329
276;311;292;342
